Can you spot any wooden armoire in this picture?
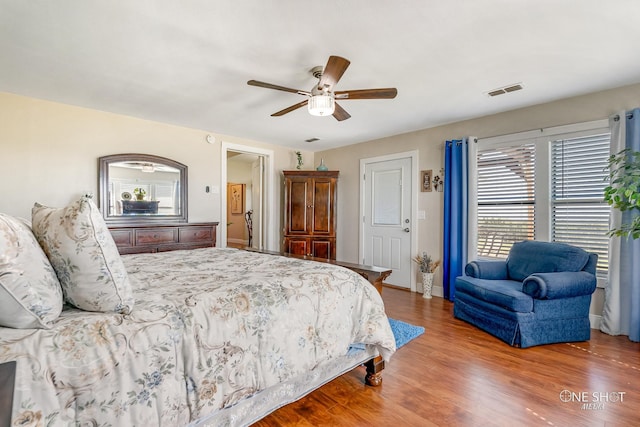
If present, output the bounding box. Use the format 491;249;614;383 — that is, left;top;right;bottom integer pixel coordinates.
282;170;338;259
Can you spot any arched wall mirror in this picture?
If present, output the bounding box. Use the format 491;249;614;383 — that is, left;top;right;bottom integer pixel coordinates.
99;153;188;225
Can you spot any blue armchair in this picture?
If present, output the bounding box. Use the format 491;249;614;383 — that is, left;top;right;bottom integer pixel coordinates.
453;240;598;348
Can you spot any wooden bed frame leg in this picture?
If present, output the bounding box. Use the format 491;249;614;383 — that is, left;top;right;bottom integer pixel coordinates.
364;356;384;386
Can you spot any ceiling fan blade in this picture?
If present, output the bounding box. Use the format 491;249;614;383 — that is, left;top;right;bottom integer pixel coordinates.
318;56;350;90
248;80;309;95
334;88;398;99
332;102;351;121
271;99;309;117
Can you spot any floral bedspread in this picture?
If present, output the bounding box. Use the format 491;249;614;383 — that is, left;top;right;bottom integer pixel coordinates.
0;248;395;426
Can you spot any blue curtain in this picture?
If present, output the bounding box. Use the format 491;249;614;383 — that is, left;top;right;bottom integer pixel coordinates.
443;138;469;300
601;108;640;342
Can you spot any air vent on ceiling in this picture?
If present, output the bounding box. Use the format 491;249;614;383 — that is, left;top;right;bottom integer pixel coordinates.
305;137;320;143
487;83;523;97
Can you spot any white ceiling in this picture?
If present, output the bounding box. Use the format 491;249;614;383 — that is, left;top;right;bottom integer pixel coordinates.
2;1;640;152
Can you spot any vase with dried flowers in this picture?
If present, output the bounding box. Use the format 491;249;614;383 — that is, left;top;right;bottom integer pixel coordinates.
295;151;303;170
413;252;441;299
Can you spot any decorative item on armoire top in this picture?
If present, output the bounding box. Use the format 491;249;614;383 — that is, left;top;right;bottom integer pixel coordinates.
413;251;441;299
295;151;303;169
316;158;329;171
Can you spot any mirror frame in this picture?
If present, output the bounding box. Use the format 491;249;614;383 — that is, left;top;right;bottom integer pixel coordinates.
99;153;188;225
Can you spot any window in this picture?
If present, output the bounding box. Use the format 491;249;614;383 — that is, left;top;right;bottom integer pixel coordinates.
477;144;535;258
474;120;611;279
551;134;611;275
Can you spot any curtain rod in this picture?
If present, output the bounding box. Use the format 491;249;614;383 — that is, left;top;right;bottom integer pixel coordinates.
612;112;634;121
477;118;610;143
446;137;478;146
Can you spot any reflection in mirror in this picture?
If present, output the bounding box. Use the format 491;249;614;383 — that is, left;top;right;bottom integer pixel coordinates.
99;154;188;224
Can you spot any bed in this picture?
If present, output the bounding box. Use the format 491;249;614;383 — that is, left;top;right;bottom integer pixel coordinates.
0;197;396;426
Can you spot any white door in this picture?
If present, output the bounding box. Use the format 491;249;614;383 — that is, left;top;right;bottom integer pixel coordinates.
362;157;413;289
250;157;264;249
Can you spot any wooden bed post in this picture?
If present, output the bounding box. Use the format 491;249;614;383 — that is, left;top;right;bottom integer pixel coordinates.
364;269;387;387
364;356;384;386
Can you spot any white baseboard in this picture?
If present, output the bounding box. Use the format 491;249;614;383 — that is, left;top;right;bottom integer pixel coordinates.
431;284;444;298
590;314;602;330
227;238;248;245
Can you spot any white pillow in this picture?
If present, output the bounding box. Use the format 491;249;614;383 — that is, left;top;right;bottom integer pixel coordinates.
0;213;63;328
31;195;134;314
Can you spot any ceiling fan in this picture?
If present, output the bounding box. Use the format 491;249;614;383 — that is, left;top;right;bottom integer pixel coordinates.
247;55;397;121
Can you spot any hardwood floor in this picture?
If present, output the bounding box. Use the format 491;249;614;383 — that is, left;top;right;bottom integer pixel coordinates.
254;286;640;427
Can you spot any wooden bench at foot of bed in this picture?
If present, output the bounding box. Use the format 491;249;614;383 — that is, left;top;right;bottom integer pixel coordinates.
242;247;391;386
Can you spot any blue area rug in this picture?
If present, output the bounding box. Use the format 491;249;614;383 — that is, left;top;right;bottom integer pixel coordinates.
389;318;425;348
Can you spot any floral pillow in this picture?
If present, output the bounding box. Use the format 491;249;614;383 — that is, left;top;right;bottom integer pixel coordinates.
0;213;63;328
31;195;134;314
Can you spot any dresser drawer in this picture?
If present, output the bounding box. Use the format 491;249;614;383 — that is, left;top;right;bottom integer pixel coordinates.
110;229;134;247
110;223;218;254
179;226;214;244
135;228;178;245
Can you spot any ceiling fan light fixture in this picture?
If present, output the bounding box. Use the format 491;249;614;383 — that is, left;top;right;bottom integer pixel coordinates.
248;55;395;121
308;94;335;116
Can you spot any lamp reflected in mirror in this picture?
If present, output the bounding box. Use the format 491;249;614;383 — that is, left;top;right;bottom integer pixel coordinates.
141;163;155;173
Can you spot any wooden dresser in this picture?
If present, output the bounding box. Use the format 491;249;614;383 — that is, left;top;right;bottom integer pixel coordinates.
109;222;218;254
283;170;338;259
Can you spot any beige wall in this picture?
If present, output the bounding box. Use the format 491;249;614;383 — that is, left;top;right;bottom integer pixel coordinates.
318;82;640;317
0;92;314;245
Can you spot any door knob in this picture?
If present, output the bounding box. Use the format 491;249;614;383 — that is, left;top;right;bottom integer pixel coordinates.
403;228;410;232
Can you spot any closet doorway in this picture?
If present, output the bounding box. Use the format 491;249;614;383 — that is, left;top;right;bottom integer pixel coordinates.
221;142;275;251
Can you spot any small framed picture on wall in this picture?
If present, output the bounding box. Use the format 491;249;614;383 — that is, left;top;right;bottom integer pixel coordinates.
230;183;245;214
421;170;432;192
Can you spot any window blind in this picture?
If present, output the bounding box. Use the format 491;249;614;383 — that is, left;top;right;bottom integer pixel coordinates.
551;134;610;274
477;144;536;258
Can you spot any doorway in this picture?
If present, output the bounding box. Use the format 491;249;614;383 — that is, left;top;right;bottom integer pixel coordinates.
221;142;275;251
360;151;418;291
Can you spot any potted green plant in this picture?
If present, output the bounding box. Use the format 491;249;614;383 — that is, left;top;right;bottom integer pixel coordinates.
133;187;146;201
604;148;640;239
413;252;441;299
